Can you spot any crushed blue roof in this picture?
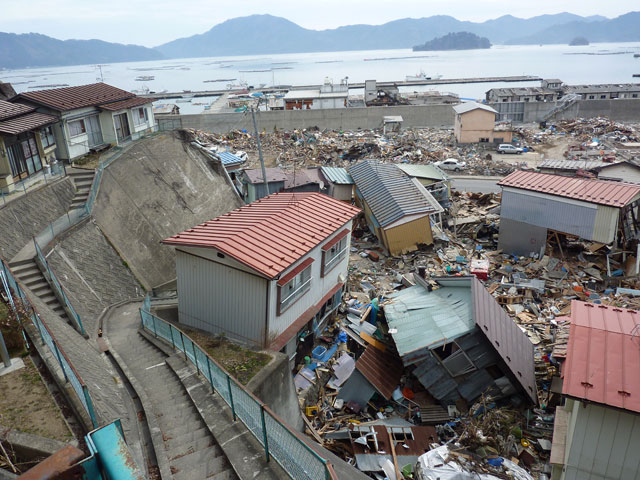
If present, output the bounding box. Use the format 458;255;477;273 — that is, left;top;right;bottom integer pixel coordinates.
320;166;354;185
217;151;245;166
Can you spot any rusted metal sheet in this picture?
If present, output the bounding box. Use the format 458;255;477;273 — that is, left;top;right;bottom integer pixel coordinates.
16;445;85;480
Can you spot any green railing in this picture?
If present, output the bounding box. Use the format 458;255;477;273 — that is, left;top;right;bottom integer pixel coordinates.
139;304;337;480
0;257;98;428
33;239;86;336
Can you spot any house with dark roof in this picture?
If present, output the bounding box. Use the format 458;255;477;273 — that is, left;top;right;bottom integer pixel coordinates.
0;99;58;192
497;170;640;255
11;82;154;161
238;167;288;203
384;275;537;406
349;160;443;255
162;192;360;361
550;301;640;480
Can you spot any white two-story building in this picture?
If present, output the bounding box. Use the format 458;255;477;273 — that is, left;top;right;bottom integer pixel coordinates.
12;83;155;161
162;192;360;360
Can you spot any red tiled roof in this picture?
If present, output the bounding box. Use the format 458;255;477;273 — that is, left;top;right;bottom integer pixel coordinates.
356;345;404;400
562;301;640;413
16;83;135;112
163;192;360;279
0;112;57;135
0;100;34;120
498;170;640;207
100;96;152;111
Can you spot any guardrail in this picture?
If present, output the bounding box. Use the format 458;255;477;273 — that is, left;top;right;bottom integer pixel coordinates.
139;303;337;480
0;256;98;428
33;239;86;336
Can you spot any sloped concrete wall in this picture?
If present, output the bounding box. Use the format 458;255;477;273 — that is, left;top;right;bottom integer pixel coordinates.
92;132;243;290
46;219;142;335
0;178;74;259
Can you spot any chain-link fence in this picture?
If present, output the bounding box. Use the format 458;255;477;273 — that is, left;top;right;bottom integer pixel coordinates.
139;303;336;480
0;257;98;428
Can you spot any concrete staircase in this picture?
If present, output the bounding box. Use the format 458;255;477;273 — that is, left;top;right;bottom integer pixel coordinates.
119;334;238;480
8;259;68;321
69;169;95;211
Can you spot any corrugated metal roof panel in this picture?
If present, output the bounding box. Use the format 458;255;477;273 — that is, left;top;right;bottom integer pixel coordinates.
349;161;439;228
163;192;360;279
471;276;537;403
217;151;245;166
499;170;640;207
563;301;640;413
396;164;449;182
0;100;34;120
355;346;403;400
384;281;474;358
320;166;354;185
0;112;57;135
16;82;135;112
538;159;613;171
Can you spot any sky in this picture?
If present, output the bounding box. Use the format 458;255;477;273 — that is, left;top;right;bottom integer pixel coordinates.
0;0;636;47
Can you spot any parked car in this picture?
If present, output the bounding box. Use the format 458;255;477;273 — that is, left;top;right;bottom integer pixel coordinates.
434;159;467;172
497;144;523;154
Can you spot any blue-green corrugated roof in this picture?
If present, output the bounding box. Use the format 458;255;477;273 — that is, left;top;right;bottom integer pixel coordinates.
384;280;474;358
320;166;353;185
396;164;450;182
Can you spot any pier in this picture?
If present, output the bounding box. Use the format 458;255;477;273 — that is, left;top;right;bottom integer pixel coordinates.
142;75;542;100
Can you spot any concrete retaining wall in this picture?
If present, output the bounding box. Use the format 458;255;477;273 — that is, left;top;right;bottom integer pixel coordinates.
0;178;74;260
92;132;243;290
159;98;640;134
46;219;142;335
246;351;304;433
161;104;456;133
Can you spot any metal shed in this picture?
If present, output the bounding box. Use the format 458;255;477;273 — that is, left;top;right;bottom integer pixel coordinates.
498;171;640;255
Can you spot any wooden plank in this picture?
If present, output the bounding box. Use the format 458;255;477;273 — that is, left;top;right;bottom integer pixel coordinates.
360;332;386;352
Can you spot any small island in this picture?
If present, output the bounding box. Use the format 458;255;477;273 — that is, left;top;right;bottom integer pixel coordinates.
569;36;590;46
413;32;491;51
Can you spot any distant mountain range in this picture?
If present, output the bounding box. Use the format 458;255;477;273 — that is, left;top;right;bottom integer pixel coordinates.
1;12;639;69
0;33;162;69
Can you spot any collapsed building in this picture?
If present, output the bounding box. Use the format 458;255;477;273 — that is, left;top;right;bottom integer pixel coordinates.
497;170;640;256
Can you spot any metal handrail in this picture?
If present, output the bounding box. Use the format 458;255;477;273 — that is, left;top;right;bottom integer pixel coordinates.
139;303;337;480
0;256;98;427
33;239;86;336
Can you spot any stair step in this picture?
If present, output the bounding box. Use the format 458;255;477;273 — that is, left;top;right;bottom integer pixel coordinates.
24;275;47;287
166;427;211;451
8;259;35;268
162;420;205;439
172;466;236;480
10;264;40;276
31;283;52;294
169;448;228;476
168;436;218;462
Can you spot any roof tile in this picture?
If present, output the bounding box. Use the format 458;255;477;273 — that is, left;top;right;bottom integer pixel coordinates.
16;82;136;111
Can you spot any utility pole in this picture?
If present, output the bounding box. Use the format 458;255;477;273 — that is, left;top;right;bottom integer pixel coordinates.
250;103;270;196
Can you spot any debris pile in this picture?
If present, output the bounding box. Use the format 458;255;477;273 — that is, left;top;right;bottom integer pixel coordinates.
183;127;516;176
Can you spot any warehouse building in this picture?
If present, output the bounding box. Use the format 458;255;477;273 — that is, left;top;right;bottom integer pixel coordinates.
497;171;640;256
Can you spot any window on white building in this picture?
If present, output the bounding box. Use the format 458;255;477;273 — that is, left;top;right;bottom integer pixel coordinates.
40;126;55;148
68;119;86;137
133;107;148;126
278;262;312;314
322;234;348;276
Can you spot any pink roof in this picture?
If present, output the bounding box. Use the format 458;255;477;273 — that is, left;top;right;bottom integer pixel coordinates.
563;301;640;413
163;192;360;279
498;170;640;207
